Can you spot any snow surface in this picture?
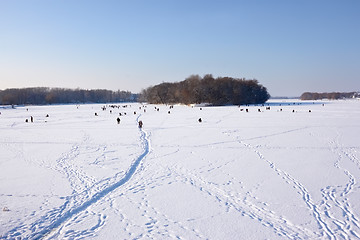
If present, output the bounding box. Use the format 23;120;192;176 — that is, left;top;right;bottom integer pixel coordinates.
1;100;360;239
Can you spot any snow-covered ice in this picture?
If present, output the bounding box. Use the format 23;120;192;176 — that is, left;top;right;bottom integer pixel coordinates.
1;99;360;239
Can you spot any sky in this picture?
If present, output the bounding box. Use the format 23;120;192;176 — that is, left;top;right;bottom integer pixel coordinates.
1;0;359;96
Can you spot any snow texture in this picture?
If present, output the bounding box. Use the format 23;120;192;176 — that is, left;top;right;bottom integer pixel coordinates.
1;99;360;239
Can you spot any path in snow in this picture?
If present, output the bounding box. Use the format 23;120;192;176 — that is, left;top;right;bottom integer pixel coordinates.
4;115;151;239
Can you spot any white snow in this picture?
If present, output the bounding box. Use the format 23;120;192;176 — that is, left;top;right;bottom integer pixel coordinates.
1;99;360;239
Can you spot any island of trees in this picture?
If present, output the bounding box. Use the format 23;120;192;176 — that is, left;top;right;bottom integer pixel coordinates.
140;75;270;105
300;92;359;100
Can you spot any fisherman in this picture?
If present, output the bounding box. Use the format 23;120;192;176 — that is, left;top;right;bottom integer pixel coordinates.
138;120;143;128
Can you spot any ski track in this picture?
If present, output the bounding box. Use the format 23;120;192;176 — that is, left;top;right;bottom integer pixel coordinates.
166;164;315;239
3;115;151;240
108;186;207;239
318;131;360;239
234;128;360;240
53;132;97;195
236;138;335;239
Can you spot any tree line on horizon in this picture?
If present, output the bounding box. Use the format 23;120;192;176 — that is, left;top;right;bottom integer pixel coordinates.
0;75;271;106
139;75;270;105
300;92;359;100
0;87;136;105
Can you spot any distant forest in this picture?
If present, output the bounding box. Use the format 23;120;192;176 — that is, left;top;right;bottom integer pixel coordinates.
140;75;270;105
0;87;136;105
300;92;359;100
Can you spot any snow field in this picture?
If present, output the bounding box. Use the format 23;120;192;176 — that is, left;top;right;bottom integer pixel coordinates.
1;100;360;239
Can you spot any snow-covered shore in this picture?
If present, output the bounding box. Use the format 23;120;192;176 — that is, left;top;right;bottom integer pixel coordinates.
1;99;360;239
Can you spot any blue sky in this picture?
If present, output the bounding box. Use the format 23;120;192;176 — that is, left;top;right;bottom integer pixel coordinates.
1;0;359;96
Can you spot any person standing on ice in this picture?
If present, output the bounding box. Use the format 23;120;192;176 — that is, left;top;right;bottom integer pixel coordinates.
138;120;143;128
117;117;121;124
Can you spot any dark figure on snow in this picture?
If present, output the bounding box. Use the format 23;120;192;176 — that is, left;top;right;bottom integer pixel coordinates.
30;116;33;123
198;118;202;123
117;117;121;124
138;120;143;128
